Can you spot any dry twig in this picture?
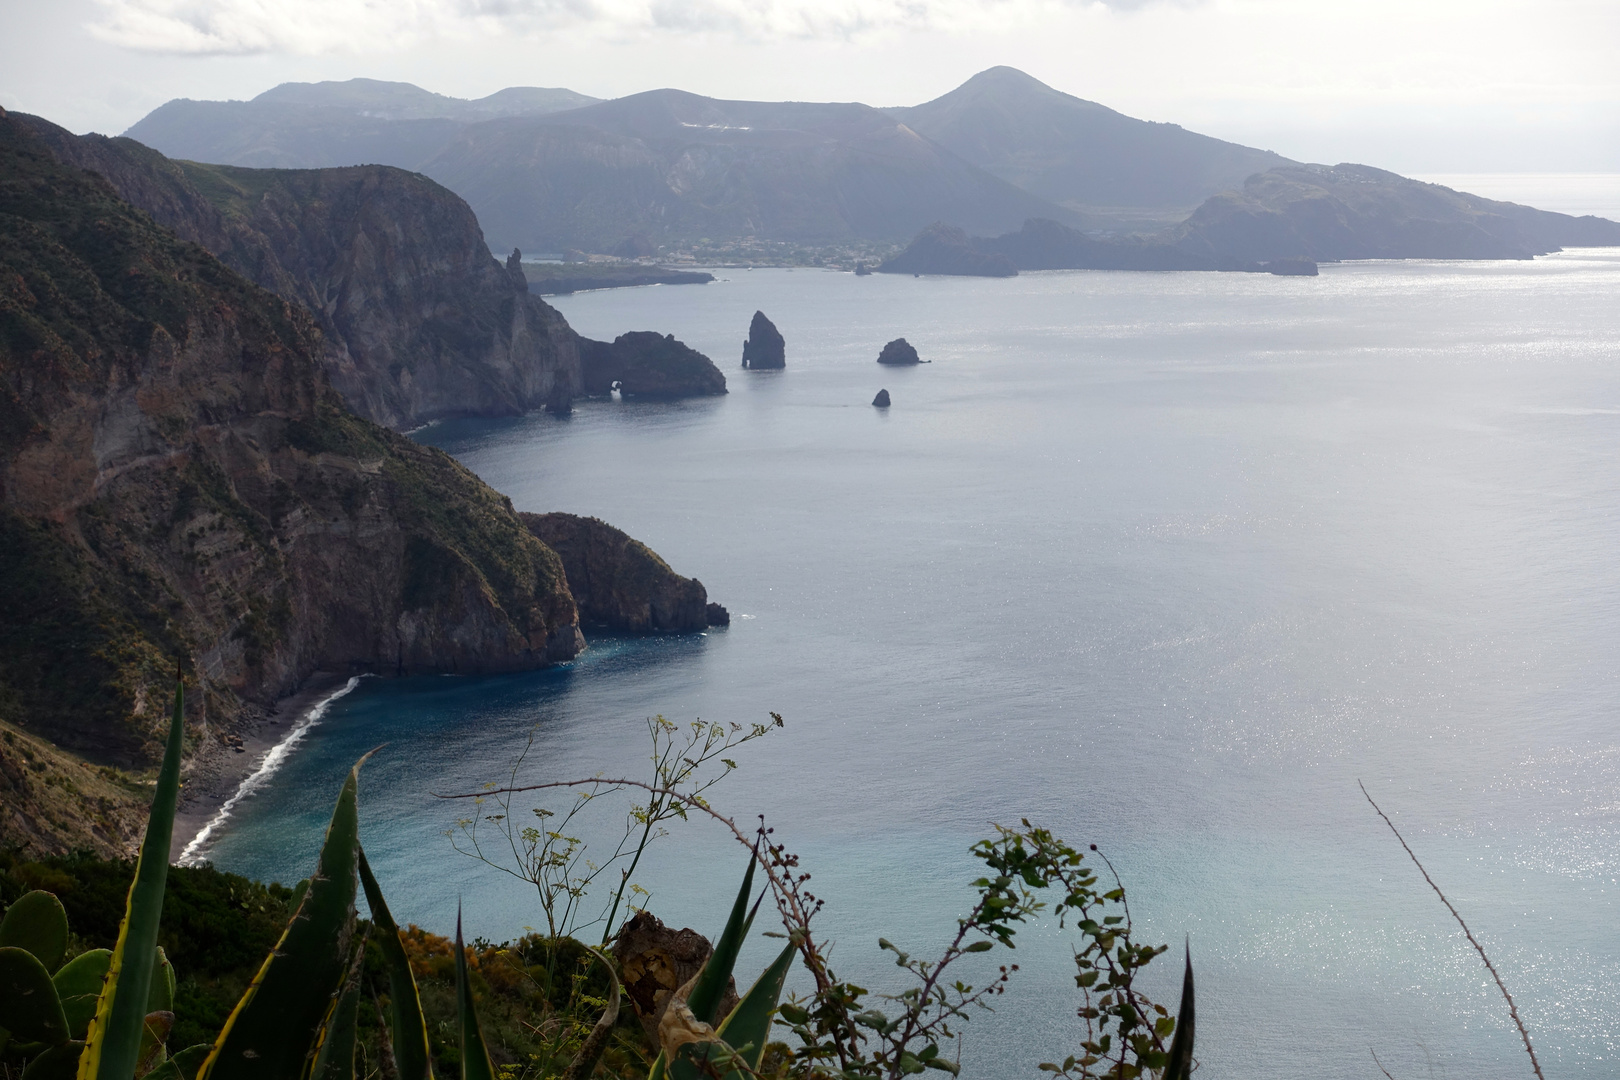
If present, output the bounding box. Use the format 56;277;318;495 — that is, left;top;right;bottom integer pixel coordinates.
1359;780;1544;1080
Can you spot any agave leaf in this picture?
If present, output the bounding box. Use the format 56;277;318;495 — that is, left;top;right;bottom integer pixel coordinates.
197;751;375;1079
21;1041;85;1080
53;949;112;1041
0;890;70;972
1162;944;1195;1080
687;853;757;1026
78;677;185;1080
714;940;797;1075
455;908;497;1080
311;933;367;1080
0;945;70;1044
358;846;433;1080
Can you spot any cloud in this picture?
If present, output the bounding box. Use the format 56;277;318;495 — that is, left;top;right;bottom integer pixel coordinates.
87;0;1178;55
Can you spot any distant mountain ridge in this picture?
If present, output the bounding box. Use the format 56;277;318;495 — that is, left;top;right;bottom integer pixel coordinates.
888;66;1295;230
417;89;1073;251
124;78;599;171
118;69;1618;262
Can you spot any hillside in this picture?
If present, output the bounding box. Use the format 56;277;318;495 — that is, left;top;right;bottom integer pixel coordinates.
123;78;599;171
890;67;1295;229
418;90;1073;252
0;107;584;852
21;114;583;431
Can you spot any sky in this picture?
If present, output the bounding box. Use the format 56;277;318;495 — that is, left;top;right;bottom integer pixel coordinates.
1;0;1617;173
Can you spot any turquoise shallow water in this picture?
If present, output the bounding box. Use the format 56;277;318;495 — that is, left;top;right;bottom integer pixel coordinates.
202;253;1620;1078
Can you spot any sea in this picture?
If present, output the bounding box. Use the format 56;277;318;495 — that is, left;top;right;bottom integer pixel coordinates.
194;180;1620;1079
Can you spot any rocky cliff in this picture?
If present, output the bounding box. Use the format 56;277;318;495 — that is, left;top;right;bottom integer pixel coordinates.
18;114;581;431
579;333;728;399
0;109;583;851
521;513;722;633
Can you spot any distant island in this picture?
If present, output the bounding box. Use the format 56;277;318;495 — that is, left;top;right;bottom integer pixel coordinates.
881;165;1620;277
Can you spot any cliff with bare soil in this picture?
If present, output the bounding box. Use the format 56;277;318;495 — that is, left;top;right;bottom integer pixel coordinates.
0;109;583;852
18;114;581;431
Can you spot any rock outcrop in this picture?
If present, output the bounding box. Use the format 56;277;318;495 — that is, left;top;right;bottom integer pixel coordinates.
0;111;582;850
878;339;923;365
18;114;582;431
579;333;728;399
613;910;740;1047
521;513;723;633
873;389;891;407
741;310;786;369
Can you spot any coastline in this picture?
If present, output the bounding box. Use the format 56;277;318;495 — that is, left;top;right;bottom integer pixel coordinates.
169;672;354;863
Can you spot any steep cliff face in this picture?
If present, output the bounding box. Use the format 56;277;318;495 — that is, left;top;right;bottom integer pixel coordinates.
18;115;581;432
0;111;582;796
521;513;720;633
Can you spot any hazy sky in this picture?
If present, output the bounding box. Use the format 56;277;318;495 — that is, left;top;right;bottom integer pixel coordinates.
2;0;1616;172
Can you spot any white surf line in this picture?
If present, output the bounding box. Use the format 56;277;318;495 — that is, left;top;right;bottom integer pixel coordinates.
177;676;365;866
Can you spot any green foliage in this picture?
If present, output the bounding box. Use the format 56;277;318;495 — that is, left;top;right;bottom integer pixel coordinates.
0;889;69;970
51;948;111;1040
759;820;1185;1080
0;945;70;1044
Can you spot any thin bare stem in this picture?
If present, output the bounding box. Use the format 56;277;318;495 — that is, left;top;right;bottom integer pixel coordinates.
1369;1048;1397;1080
1359;780;1544;1080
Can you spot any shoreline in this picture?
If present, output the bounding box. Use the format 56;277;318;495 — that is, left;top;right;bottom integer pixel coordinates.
169;672;355;864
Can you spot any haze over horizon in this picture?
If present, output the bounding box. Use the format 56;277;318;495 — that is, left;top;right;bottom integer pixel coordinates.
2;0;1617;175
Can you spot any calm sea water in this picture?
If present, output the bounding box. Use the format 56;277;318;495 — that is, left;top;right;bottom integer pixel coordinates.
201;251;1620;1079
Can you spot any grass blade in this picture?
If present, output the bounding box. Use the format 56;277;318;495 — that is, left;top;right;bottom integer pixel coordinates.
78;676;185;1080
358;846;434;1080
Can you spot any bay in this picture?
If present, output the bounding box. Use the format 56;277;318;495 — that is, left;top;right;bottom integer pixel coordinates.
201;252;1620;1078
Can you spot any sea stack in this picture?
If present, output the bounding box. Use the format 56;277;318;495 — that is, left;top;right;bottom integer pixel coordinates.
742;310;786;369
873;389;891;407
877;338;922;365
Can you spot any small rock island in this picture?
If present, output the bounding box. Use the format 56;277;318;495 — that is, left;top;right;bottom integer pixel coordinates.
873;389;891;407
579;332;728;398
877;338;924;365
741;310;786;369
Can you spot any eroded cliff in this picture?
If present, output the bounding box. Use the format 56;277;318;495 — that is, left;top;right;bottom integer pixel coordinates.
18;114;581;431
521;513;723;633
0;110;583;852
